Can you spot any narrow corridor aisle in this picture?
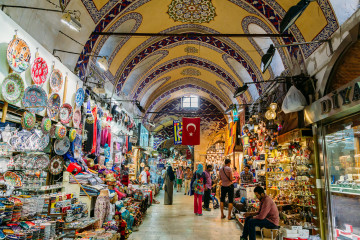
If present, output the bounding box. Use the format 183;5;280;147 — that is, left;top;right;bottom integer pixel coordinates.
129;190;242;240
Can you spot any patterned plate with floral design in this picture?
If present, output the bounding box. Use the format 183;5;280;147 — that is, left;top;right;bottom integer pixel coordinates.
55;124;67;140
54;136;70;155
22;85;47;114
31;57;48;85
49;69;63;92
41;118;51;134
38;134;50;150
35;155;50;170
49;156;64;175
7;38;31;73
47;93;61;118
75;88;85;107
4;171;22;187
1;73;24;104
21;112;36;131
69;128;76;142
72;108;81;128
59;103;73;124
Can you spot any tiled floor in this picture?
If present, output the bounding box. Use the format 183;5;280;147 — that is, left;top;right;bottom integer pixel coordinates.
129;190;242;240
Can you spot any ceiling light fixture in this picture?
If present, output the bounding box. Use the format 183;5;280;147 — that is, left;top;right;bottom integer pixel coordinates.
261;39;330;73
233;84;249;98
135;101;146;113
52;49;108;72
261;44;275;73
61;12;82;32
280;0;315;33
225;104;234;113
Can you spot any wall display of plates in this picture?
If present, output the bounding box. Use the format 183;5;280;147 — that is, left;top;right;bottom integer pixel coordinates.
47;93;61;118
75;88;85;107
59;103;73;124
69;129;76;142
7;37;31;73
31;57;48;85
49;156;64;175
41;118;51;134
21;112;36;131
4;171;22;187
72;108;81;129
49;69;63;93
55;124;67;140
1;73;25;105
54;137;70;155
22;85;47;114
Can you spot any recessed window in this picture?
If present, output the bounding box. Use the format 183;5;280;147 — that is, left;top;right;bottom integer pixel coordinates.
182;95;199;108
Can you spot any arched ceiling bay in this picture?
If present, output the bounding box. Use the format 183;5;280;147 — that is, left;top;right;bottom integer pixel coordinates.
2;0;344;140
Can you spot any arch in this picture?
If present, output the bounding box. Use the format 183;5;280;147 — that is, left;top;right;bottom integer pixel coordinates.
132;56;247;103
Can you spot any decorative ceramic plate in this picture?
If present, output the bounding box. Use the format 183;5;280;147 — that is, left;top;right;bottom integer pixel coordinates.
55;124;67;140
75;88;85;107
69;129;76;142
59;103;73;124
72;108;81;128
21;112;36;131
49;156;64;175
7;38;31;73
31;57;48;85
38;134;50;150
22;85;47;114
1;73;24;104
49;69;63;92
47;93;61;118
41;118;51;134
35;155;50;170
4;172;22;187
54;137;70;155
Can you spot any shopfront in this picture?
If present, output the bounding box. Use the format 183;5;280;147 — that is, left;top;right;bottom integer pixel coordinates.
305;76;360;239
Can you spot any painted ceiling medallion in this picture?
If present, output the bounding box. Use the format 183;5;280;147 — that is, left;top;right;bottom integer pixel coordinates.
181;68;201;76
168;0;216;24
184;46;198;54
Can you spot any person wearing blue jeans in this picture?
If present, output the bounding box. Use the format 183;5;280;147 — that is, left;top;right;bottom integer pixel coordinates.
210;193;219;208
241;186;279;240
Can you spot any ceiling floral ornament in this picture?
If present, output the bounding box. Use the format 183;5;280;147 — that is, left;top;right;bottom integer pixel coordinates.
181;68;201;76
168;0;216;24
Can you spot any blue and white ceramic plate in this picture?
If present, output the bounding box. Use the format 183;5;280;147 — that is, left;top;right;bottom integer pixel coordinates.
75;88;84;107
22;85;47;114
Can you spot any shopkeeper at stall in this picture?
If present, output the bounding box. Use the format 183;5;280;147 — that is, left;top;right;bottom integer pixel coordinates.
240;165;253;185
240;186;279;240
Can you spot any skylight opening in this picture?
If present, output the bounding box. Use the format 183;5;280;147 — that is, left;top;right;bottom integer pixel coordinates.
182;95;199;108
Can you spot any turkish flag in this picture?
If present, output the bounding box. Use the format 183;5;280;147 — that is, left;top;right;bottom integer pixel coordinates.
182;118;200;145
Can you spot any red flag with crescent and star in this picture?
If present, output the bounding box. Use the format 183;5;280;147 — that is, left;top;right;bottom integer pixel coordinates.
182;117;200;145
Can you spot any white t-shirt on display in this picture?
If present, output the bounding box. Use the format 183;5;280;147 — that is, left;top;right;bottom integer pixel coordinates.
140;171;147;183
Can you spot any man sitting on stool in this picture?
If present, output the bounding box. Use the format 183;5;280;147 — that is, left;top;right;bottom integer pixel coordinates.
240;186;279;240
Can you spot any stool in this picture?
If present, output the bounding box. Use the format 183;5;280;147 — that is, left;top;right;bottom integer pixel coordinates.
260;226;280;240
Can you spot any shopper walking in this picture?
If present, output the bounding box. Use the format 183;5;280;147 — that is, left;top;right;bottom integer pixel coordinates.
219;159;235;220
184;167;193;195
191;164;207;216
160;167;166;190
176;167;184;192
164;166;175;205
203;165;213;211
240;186;279;240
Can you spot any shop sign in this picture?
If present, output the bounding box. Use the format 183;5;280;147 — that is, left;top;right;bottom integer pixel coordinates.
304;76;360;124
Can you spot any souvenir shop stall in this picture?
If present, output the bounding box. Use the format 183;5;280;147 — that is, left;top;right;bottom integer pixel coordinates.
205;142;225;170
0;11;154;240
235;101;321;239
305;74;360;239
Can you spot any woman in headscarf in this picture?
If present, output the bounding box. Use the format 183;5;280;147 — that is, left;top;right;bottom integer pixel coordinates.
191;164;207;216
164;166;175;205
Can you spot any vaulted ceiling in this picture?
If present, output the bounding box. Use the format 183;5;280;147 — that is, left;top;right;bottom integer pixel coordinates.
3;0;356;148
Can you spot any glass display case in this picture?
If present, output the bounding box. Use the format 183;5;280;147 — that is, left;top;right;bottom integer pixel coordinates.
323;114;360;239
